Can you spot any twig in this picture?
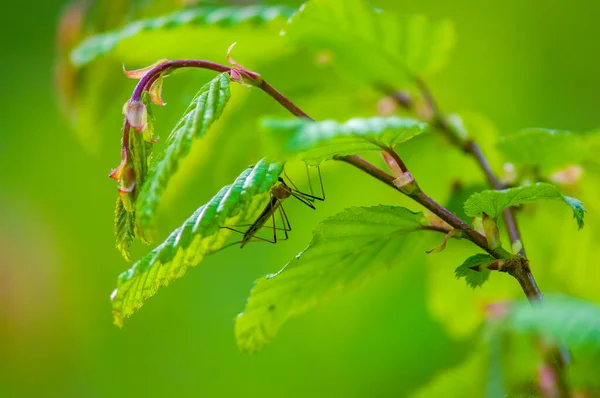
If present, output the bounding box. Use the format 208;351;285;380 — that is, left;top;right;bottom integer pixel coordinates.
408;77;569;393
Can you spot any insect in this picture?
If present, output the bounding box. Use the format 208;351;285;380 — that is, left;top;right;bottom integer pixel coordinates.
224;166;325;248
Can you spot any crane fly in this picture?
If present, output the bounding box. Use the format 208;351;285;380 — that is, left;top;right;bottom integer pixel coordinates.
223;165;325;248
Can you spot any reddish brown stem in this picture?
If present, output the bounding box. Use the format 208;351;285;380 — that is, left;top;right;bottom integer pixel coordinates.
122;59;502;259
120;57;569;393
410;78;569;391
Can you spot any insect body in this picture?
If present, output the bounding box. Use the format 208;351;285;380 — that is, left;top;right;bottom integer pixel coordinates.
224;167;325;248
239;180;293;247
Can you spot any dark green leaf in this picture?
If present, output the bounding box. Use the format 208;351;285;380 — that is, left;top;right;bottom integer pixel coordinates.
71;5;297;66
236;205;434;353
136;73;231;241
112;159;284;326
262;116;427;164
463;182;585;229
284;0;455;84
454;254;495;288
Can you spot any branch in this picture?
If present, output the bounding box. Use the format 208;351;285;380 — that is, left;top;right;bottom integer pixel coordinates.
120;57;569;394
122;59;569;385
123;59;545;301
406;78;570;391
412;80;534;278
121;59;505;259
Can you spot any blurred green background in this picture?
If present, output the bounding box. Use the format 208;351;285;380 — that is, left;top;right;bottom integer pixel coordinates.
2;0;600;396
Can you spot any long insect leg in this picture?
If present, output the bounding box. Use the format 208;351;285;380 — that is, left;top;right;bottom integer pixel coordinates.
306;163;315;198
271;205;277;244
224;224;290;231
222;227;278;244
284;165;325;202
280;203;292;232
290;192;317;210
273;203;291;243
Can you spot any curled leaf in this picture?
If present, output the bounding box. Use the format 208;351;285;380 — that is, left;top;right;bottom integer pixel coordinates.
148;76;166;106
123;59;168;79
109;148;128;181
226;42;262;86
426;229;462;254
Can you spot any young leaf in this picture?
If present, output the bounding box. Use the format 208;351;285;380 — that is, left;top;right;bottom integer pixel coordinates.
454;254;495;288
504;295;600;358
115;198;135;261
498;128;584;174
235;205;437;353
463;182;585;229
111;159;284;326
111;92;156;258
284;0;455;84
262;116;427;164
71;5;297;67
136;73;231;241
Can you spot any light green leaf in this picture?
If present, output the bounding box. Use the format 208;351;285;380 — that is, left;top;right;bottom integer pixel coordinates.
236;205;435;353
455;254;495;289
262;116;427;164
463;182;585;229
71;5;297;67
285;0;455;84
136;73;231;241
112;159;284;326
498;128;584;174
504;295;600;358
115;198;135;262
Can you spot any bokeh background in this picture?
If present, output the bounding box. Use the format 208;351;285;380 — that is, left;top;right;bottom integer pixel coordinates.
2;0;600;396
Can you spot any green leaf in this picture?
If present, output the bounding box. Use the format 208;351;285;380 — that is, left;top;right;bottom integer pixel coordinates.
285;0;455;84
236;205;435;353
115;198;135;261
262;116;427;164
504;295;600;358
71;5;297;67
454;254;495;289
463;182;585;229
498;128;584;174
136;73;231;241
112;159;284;326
